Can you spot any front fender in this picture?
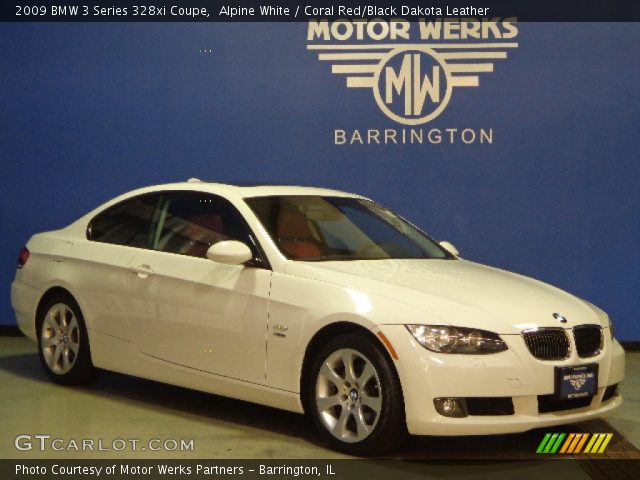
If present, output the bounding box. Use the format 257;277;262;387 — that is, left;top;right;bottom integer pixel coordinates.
265;271;438;394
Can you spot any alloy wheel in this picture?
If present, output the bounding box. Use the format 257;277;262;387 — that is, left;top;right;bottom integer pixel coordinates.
315;348;382;443
40;303;80;375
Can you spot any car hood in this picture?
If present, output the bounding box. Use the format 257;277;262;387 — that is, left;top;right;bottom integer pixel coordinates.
284;258;605;334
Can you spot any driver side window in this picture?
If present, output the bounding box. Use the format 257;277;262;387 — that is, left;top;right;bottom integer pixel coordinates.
151;192;261;261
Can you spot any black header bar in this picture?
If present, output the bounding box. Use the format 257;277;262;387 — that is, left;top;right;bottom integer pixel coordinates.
3;1;640;22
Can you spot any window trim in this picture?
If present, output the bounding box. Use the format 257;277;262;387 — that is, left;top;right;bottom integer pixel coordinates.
86;190;272;270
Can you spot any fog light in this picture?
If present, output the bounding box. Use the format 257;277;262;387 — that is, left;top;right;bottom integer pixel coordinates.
434;397;467;418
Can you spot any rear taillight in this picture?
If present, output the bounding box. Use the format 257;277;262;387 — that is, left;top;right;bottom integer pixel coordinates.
17;246;30;269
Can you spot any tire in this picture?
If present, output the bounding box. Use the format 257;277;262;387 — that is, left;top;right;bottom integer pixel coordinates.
36;292;99;385
308;332;407;456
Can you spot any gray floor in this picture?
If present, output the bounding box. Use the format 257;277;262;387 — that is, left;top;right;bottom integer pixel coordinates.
606;351;640;448
1;336;638;478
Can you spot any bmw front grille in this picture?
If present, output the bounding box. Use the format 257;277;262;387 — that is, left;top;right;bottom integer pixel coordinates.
522;325;603;360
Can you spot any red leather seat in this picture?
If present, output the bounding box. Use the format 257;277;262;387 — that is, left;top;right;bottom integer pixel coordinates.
180;213;225;257
276;210;321;259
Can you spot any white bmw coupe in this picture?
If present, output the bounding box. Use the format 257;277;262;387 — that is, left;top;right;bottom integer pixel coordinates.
11;180;624;454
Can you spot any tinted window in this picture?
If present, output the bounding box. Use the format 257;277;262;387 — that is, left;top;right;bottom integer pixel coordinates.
246;195;450;261
152;192;263;262
89;194;158;247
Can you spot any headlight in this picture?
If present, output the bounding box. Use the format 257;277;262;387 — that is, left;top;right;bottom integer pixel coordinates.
405;325;508;354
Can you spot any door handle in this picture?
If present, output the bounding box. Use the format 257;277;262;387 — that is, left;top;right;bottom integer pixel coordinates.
130;264;155;278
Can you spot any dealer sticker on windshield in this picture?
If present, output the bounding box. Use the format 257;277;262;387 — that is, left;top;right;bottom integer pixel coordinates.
555;364;598;400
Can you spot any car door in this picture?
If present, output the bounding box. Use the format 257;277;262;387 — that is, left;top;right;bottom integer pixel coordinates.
125;191;271;385
81;193;160;342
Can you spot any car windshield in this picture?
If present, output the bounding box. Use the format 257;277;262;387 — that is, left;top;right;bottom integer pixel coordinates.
245;195;452;261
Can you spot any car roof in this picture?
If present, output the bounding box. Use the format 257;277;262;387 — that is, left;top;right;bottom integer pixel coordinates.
140;179;363;199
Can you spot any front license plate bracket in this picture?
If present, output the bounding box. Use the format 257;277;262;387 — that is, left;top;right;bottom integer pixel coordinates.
555;364;598;400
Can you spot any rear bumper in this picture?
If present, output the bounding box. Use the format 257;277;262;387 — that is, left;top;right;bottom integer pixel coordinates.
376;325;625;436
10;279;40;341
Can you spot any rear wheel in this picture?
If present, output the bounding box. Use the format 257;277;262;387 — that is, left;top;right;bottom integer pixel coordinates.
37;293;98;385
308;333;406;455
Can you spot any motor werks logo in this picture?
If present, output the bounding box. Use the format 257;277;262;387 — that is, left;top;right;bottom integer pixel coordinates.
307;18;519;144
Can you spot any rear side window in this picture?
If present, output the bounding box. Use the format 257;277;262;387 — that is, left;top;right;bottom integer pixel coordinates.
88;194;158;248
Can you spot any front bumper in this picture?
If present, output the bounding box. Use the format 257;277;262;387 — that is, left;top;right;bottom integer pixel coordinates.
377;324;625;436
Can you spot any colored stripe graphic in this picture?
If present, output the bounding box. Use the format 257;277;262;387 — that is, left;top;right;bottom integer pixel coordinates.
536;433;552;453
537;433;565;453
550;433;566;453
568;433;588;453
597;433;614;453
584;434;599;453
584;433;614;454
574;433;590;453
559;433;576;453
537;433;613;454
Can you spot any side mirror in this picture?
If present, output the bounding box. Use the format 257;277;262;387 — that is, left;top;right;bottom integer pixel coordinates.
439;241;459;257
206;241;253;265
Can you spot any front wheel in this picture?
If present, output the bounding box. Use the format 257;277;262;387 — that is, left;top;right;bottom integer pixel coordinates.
308;333;406;455
37;292;99;385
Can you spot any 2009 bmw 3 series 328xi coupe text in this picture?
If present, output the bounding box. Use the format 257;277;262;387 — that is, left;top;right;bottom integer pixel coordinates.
11;181;624;454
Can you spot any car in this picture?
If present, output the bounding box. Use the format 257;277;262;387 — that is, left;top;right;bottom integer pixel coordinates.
11;180;625;455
